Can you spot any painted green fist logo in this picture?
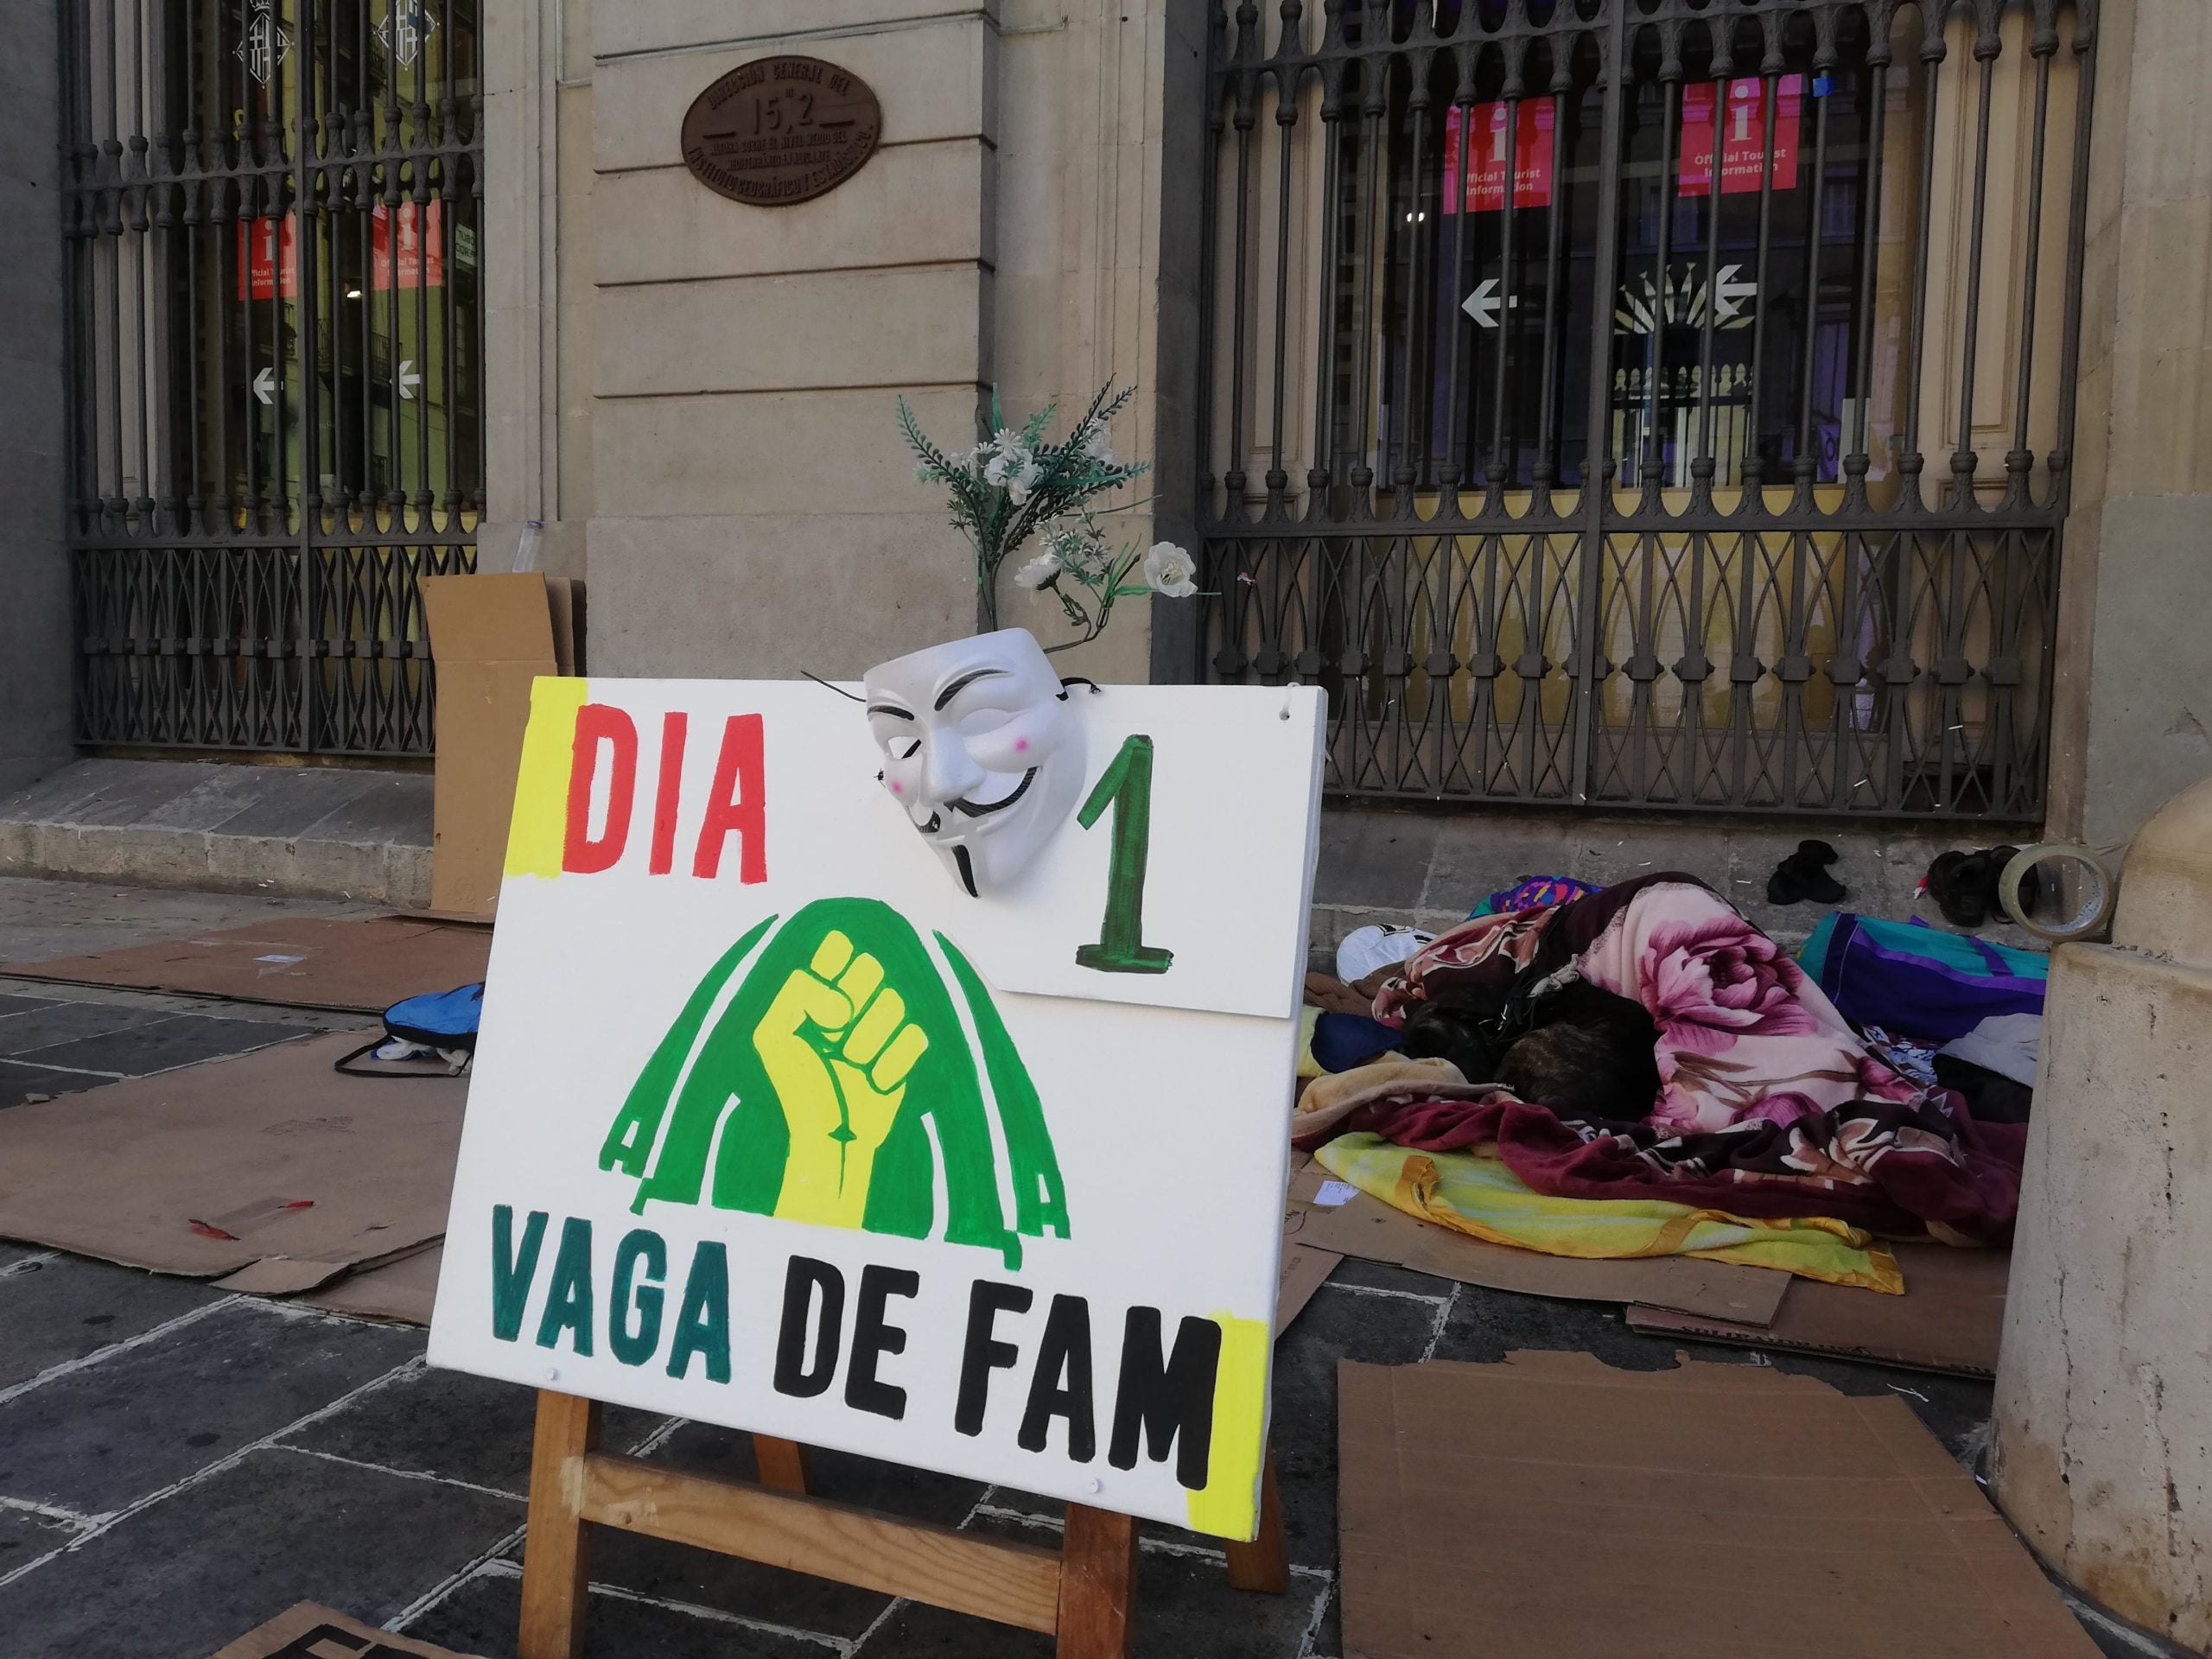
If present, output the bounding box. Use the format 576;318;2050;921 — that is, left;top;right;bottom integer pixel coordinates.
753;928;931;1228
599;899;1069;1268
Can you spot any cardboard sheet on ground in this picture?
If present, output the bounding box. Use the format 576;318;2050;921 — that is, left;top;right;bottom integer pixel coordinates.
1338;1351;2101;1659
428;676;1325;1541
7;915;492;1014
212;1601;480;1658
0;1032;464;1287
302;1242;446;1325
1275;1243;1338;1334
1627;1241;2010;1376
1284;1165;1785;1326
1273;1149;1340;1336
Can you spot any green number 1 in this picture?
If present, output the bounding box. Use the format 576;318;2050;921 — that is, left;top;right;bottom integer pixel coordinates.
1074;734;1173;975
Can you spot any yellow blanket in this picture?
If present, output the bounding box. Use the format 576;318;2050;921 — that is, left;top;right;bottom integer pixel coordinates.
1314;1132;1903;1293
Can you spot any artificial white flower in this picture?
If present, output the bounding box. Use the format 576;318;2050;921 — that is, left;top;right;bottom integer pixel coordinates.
982;442;1033;491
1004;457;1045;505
1142;541;1198;598
1083;425;1118;470
1013;552;1062;590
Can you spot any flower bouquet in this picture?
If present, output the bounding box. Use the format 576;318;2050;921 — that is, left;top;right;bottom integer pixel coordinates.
898;381;1200;652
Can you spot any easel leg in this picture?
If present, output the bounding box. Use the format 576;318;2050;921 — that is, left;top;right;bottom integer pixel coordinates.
1057;1503;1139;1659
1223;1451;1288;1593
518;1389;601;1659
752;1433;811;1494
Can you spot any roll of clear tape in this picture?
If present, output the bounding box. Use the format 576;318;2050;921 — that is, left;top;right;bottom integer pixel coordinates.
1999;843;2118;944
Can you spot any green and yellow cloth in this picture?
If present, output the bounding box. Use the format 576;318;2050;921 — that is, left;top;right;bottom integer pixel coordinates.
1313;1131;1903;1293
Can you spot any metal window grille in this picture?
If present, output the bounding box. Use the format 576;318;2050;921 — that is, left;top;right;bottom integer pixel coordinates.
60;0;484;757
1197;0;2095;819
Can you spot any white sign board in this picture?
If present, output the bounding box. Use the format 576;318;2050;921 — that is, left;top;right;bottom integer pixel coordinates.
428;674;1325;1540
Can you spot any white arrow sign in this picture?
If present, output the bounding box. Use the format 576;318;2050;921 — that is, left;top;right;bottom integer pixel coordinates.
1713;263;1758;320
1461;277;1519;330
251;367;275;406
398;359;420;400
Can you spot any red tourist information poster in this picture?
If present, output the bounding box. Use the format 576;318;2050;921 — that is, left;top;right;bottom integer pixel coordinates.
1680;76;1803;197
1442;97;1556;214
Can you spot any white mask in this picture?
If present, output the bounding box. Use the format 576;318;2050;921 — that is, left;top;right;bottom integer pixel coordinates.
861;629;1087;896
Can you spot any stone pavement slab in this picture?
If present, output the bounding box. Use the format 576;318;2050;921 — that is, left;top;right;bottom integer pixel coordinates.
0;1446;521;1659
280;1359;660;1500
0;1056;99;1108
5;1012;307;1076
0;999;174;1056
0;1300;421;1516
0;1506;76;1579
854;1512;1333;1659
0;970;353;1110
563;1429;990;1642
0;1254;227;1390
405;1568;842;1659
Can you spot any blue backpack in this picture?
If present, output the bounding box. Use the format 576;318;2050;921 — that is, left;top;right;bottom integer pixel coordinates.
335;983;484;1077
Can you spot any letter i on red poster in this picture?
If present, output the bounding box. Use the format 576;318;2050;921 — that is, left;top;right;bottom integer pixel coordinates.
1442;99;1555;213
1680;77;1802;197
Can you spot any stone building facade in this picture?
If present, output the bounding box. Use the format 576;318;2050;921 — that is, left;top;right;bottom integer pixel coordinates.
2;0;2209;854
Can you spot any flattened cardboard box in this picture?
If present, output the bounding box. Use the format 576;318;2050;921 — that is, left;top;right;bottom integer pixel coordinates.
1338;1352;2101;1659
1276;1147;1341;1335
0;1032;464;1287
301;1241;445;1325
421;572;583;918
1276;1242;1338;1334
212;1602;480;1658
7;916;491;1015
1628;1239;2011;1376
1285;1165;1785;1326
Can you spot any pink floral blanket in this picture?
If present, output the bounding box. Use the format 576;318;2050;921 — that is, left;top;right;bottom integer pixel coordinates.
1338;875;2025;1241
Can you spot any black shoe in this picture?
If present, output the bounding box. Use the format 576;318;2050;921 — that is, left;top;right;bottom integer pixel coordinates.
1923;845;2019;928
1766;839;1847;906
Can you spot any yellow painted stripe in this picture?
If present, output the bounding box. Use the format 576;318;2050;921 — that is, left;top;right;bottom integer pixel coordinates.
503;677;590;880
1185;1311;1269;1541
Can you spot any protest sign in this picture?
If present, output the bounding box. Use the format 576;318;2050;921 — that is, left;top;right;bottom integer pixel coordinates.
428;667;1325;1541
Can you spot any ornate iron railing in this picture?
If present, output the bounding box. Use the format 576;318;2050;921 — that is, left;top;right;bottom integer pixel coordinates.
1197;0;2094;818
61;0;483;756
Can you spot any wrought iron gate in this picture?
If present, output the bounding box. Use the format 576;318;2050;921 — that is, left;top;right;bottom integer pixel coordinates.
61;0;483;756
1197;0;2094;818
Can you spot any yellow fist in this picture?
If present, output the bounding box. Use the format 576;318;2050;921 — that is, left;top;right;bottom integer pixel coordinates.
751;929;931;1228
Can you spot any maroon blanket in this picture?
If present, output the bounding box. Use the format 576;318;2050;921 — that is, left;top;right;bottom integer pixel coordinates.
1321;875;2026;1242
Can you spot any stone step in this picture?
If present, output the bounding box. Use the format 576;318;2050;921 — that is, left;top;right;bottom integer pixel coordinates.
0;759;432;908
0;762;2050;953
1308;804;2050;968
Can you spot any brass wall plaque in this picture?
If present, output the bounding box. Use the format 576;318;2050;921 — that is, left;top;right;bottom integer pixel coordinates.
680;56;883;208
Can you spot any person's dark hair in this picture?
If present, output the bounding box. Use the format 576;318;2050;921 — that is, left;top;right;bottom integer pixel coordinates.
1500;979;1661;1121
1400;976;1660;1122
1399;998;1503;1083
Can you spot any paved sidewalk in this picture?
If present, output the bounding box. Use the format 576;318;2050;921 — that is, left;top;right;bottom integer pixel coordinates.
0;880;2152;1659
0;1216;2039;1659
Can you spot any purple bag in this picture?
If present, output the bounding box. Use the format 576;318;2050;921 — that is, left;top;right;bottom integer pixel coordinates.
1799;913;2046;1045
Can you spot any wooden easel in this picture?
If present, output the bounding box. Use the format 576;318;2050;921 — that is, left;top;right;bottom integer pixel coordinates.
516;1389;1288;1659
